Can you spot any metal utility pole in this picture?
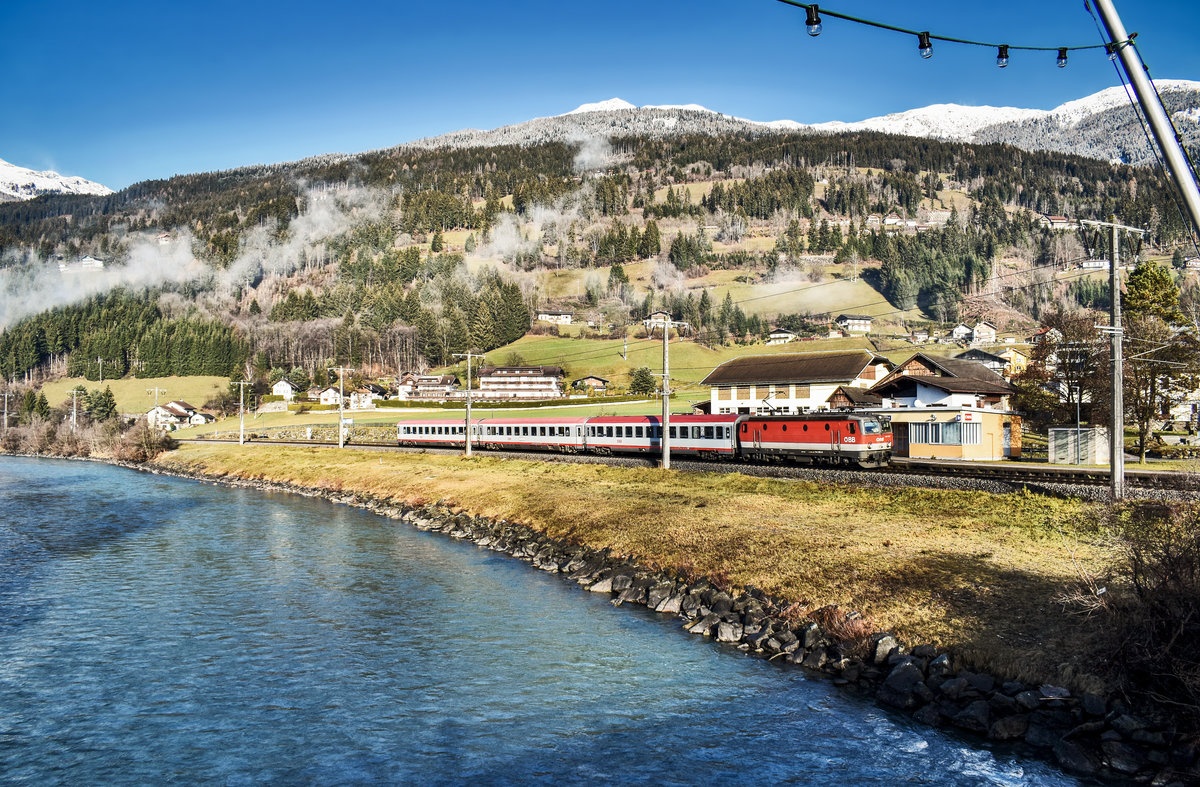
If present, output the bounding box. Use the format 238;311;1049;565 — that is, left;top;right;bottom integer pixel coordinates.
658;317;685;470
454;352;484;457
1083;216;1145;501
335;367;353;448
1093;0;1200;242
147;387;166;408
234;380;250;445
96;358;104;384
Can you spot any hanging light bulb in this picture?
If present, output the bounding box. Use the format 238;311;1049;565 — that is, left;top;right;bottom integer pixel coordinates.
996;45;1009;68
1057;48;1068;68
805;4;822;37
918;32;933;59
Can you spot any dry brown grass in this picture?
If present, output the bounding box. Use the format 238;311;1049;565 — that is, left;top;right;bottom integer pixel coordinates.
153;443;1113;691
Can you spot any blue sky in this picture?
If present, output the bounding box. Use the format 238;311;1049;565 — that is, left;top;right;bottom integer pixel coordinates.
2;0;1197;190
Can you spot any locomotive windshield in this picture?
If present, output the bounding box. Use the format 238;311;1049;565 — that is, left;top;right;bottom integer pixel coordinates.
861;418;891;435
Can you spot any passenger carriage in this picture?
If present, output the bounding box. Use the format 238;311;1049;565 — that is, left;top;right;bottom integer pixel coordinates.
584;414;739;457
477;417;588;452
396;418;475;448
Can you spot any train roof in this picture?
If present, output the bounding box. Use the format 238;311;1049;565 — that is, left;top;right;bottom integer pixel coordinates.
477;416;591;425
587;414;741;423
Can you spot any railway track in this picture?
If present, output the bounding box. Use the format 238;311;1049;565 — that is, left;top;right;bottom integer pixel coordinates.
177;437;1199;497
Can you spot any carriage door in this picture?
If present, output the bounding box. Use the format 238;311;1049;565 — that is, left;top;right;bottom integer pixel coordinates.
832;424;841;459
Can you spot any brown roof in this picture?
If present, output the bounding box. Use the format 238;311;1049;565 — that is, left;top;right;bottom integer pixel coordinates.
701;350;891;387
870;353;1015;397
827;386;883;406
479;366;564;378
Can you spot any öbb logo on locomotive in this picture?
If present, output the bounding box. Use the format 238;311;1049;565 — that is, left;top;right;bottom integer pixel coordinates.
397;413;891;468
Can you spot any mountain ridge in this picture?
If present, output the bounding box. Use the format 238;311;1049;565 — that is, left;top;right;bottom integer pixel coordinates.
403;80;1200;167
0;158;112;203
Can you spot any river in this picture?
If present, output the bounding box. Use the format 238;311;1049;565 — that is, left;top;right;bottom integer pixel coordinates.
0;457;1080;785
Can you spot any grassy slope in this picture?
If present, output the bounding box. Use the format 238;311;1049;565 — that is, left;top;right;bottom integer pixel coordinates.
41;376;230;414
153;442;1111;691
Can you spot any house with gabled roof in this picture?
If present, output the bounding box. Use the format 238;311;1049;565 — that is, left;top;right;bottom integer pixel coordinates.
835;314;873;334
869;353;1015;410
701;349;893;414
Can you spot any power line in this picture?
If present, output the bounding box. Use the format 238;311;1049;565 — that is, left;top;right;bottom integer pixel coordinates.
775;0;1116;64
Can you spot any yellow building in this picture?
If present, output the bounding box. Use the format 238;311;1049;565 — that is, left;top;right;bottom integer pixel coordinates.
869;407;1021;461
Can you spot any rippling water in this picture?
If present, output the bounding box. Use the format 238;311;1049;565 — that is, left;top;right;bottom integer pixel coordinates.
0;457;1079;785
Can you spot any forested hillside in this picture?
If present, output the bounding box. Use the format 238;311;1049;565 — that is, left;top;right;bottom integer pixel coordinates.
1;127;1197;390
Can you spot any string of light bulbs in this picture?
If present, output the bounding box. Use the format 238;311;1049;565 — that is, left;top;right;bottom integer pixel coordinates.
774;0;1125;67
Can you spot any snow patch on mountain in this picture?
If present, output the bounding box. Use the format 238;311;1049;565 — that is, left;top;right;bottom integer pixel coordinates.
0;158;112;202
563;98;637;115
805;103;1046;141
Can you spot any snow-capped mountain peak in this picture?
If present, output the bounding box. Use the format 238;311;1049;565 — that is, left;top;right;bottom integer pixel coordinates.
0;158;113;202
563;98;637;115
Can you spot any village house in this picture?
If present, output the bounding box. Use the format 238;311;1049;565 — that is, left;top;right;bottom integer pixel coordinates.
478;366;565;400
1039;214;1078;230
825;385;882;410
271;379;298;402
865;353;1021;460
870;353;1015;411
318;387;343;407
950;323;974;342
835;314;873;334
954;348;1007;376
970;321;998;345
535;310;574;325
572;375;609;393
349;383;388;410
147;400;203;430
395;374;459;401
701;350;893;415
767;327;797;345
998;348;1030;378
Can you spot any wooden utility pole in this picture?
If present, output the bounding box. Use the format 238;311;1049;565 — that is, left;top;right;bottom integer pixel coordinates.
454;352;484;457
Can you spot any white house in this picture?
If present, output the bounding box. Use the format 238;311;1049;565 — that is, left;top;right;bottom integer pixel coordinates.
767;328;797;345
702;350;894;415
835;314;873;334
536;310;574;325
271;379;298;402
319;387;343;406
970;321;998;345
477;366;565;400
950;323;973;342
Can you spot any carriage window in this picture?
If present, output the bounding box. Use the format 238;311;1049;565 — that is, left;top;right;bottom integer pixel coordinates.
862;421;880;435
692;426;702;439
669;427;677;439
606;426;613;438
704;426;714;440
635;426;643;438
849;423;856;434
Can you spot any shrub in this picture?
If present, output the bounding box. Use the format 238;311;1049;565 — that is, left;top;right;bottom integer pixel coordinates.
1094;502;1200;728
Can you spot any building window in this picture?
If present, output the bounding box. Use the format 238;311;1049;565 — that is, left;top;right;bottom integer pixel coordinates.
717;388;732;401
795;384;811;398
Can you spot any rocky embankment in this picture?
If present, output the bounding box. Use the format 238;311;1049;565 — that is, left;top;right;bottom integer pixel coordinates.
141;464;1198;785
